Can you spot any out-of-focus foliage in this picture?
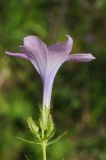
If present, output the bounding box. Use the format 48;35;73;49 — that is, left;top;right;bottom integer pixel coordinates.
0;0;106;159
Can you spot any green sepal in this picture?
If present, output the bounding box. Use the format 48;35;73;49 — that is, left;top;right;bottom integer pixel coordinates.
38;107;55;141
47;131;67;146
16;137;41;145
47;129;55;140
39;107;50;131
26;117;42;141
46;113;55;138
27;117;39;135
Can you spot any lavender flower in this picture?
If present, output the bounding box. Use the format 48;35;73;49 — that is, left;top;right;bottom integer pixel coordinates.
5;35;95;108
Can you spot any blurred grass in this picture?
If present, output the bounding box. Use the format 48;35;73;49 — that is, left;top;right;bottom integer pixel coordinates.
0;0;106;159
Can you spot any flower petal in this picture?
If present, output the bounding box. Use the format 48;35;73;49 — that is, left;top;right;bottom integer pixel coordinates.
23;36;48;58
67;53;95;62
5;51;29;60
48;35;73;54
46;35;73;94
42;36;73;107
22;36;48;80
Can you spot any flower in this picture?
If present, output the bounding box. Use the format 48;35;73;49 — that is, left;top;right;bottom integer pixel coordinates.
5;35;95;108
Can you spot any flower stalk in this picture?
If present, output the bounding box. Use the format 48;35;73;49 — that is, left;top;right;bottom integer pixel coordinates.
42;141;47;160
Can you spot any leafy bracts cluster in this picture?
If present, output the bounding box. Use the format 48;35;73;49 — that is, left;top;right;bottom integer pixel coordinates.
27;108;55;145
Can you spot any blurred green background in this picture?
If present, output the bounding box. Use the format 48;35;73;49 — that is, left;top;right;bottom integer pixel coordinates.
0;0;106;159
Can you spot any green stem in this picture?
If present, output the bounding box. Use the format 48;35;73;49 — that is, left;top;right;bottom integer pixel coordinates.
42;141;47;160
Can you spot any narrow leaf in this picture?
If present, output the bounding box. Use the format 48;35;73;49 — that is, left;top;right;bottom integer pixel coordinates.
16;137;41;145
47;131;67;146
